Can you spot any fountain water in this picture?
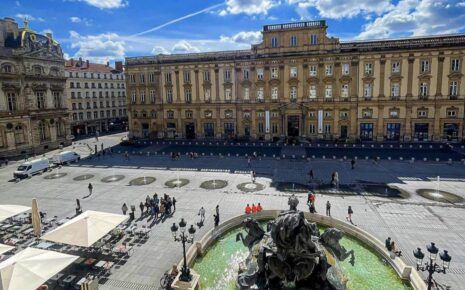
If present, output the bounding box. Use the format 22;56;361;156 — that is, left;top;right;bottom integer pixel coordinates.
292;183;295;192
436;176;440;195
143;176;147;185
213;179;217;189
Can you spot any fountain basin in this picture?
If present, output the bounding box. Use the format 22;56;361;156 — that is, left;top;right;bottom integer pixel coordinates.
200;180;228;190
236;182;265;192
101;175;125;183
129;176;156;186
44;173;67;179
165;178;190;188
272;182;311;193
182;211;424;290
73;174;95;181
416;189;464;203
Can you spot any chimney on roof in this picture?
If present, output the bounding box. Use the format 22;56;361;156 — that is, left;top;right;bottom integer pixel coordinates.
115;61;123;72
70;58;74;66
86;60;89;68
106;61;110;67
46;32;53;39
78;57;82;66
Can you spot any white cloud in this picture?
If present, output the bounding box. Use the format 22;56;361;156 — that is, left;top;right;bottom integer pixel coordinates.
67;0;128;9
287;0;392;19
172;40;200;53
152;46;170;55
220;31;262;44
358;0;465;39
70;16;92;26
68;31;125;63
220;0;278;15
15;13;45;22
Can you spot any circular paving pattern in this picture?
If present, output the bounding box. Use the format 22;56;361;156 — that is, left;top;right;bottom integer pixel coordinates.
101;175;125;183
273;182;311;193
416;189;464;203
43;172;67;179
165;178;190;188
237;182;265;192
73;174;95;181
363;184;407;198
129;176;156;186
315;184;357;195
200;180;228;190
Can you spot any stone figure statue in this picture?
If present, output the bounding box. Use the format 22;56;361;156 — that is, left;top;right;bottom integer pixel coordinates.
288;194;299;211
236;210;354;290
320;228;355;266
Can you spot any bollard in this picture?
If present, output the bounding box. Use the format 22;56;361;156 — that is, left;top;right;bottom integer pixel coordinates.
400;157;403;161
335;144;338;147
302;155;305;159
362;144;365;147
292;154;295;159
343;156;347;160
371;145;374;148
436;158;440;162
283;155;286;158
419;145;422;148
365;156;369;160
312;155;315;159
399;145;402;148
354;156;358;160
227;153;230;157
245;153;248;157
353;144;356;147
376;157;380;161
202;153;205;156
390;145;393;148
344;144;347;147
264;154;267;157
272;154;275;158
410;157;415;164
423;158;427;161
317;144;320;147
332;156;336;159
147;152;150;157
409;145;412;148
440;145;443;149
326;144;329;147
448;158;452;165
388;156;391;160
380;144;383;148
322;155;326;159
162;152;165;155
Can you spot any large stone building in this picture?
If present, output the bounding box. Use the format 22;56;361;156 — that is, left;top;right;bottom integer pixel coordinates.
126;20;465;142
0;17;69;157
65;59;127;137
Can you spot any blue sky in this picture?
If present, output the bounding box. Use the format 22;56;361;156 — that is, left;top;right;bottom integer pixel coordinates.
2;0;465;63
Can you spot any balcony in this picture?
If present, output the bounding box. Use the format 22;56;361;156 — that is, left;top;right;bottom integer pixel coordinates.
324;97;333;102
390;96;401;101
449;95;459;100
419;95;429;100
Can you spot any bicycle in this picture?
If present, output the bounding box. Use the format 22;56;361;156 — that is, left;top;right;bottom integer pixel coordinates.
159;271;175;290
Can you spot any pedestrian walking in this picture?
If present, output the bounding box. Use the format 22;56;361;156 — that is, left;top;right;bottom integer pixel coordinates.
214;214;219;227
309;203;316;213
251;171;256;183
122;203;128;215
346;206;353;224
198;207;206;224
215;205;219;217
326;201;331;216
309;169;314;183
154;203;159;219
351;159;355;169
87;183;93;195
139;202;144;216
247;157;251;168
172;197;177;211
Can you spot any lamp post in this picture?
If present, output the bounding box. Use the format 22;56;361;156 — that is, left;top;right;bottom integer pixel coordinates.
171;218;196;282
413;242;452;290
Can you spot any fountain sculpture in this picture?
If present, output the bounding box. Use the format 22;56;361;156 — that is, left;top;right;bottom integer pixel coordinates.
235;195;354;290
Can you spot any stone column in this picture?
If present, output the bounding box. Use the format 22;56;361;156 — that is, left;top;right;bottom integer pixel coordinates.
175;70;180;102
194;69;200;102
214;67;220;102
379;58;386;98
435;55;445;98
376;105;384;141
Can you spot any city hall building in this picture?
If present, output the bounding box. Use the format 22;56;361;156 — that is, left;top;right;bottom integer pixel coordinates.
125;20;465;142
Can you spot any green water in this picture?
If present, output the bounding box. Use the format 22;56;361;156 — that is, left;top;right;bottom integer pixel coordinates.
192;226;412;290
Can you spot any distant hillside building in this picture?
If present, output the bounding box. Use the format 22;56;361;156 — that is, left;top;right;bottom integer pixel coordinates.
125;20;465;142
0;17;69;157
65;59;127;137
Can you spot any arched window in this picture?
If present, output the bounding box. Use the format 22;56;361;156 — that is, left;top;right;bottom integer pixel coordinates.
1;63;13;73
33;65;43;75
14;125;25;144
6;92;17;112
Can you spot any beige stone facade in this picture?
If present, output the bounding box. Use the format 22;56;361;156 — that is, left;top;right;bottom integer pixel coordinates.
0;18;70;157
125;20;465;142
65;59;127;137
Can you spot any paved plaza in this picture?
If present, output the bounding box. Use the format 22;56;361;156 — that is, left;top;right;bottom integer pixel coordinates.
1;133;465;289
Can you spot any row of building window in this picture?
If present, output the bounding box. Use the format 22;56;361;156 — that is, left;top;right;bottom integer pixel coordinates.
270;34;318;48
131;59;462;86
0;122;66;147
71;100;125;110
133;108;457;121
71;91;126;98
68;71;124;80
5;91;63;111
69;82;125;89
72;109;126;121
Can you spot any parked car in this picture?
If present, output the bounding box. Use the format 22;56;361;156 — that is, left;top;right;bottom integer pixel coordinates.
13;158;49;179
52;151;80;165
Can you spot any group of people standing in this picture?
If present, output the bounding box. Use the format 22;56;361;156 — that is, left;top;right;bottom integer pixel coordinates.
244;203;263;214
121;193;176;221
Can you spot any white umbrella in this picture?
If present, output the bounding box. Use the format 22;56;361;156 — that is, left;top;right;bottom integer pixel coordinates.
0;205;30;223
41;210;128;247
0;247;77;290
0;244;14;256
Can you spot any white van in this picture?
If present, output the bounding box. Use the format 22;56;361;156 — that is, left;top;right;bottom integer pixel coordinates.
13;158;49;179
52;151;80;165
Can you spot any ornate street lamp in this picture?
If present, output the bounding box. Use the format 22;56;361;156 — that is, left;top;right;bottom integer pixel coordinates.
171;218;196;282
413;242;452;290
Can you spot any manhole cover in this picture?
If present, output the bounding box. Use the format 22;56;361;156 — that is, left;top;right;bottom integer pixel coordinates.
416;189;464;203
101;175;125;183
73;174;95;181
129;177;156;186
44;173;67;179
165;178;190;188
237;182;265;192
200;180;228;190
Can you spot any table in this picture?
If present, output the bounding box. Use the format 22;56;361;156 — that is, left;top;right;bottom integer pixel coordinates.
21;228;34;235
49;273;64;282
83;258;97;266
35;241;54;249
73;257;86;264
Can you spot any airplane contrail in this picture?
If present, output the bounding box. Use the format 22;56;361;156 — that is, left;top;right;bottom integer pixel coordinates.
132;2;226;37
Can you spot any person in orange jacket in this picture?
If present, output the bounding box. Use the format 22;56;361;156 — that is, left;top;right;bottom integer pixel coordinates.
245;204;252;214
251;203;257;213
257;203;263;212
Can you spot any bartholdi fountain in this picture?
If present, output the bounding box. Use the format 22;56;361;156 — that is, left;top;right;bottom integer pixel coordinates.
235;195;354;290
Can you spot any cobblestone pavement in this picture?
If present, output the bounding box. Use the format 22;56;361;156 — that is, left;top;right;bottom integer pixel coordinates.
0;133;464;289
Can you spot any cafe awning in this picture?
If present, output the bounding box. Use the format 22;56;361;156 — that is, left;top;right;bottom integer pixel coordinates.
0;205;30;223
41;210;128;247
0;247;77;290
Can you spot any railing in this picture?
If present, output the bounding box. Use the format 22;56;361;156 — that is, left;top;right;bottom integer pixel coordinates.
264;20;326;31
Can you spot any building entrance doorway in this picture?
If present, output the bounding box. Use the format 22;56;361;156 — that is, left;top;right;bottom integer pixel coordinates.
141;123;149;138
287;115;300;137
443;123;459;141
340;125;348;139
185;123;195;139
